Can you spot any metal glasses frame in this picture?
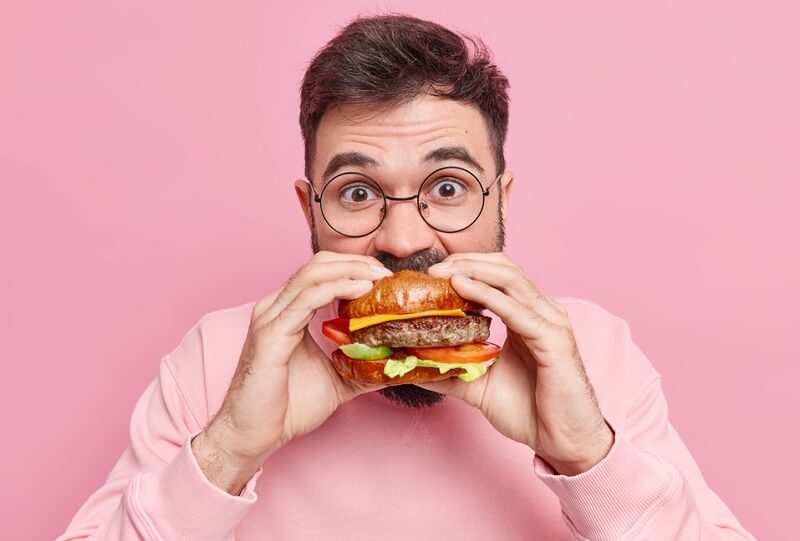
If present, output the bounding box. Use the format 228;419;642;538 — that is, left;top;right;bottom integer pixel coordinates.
303;166;503;238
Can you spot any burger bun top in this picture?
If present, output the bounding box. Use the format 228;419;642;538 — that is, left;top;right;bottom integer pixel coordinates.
338;269;481;319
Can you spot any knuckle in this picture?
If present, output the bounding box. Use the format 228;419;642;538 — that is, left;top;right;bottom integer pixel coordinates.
290;265;311;283
451;259;472;275
501;265;519;285
268;309;300;337
250;317;274;339
554;324;576;345
553;320;570;336
525;313;551;337
314;250;334;261
495;252;511;263
287;286;323;315
289;290;313;312
286;263;319;290
352;261;372;275
253;288;282;317
253;300;269;318
521;288;542;310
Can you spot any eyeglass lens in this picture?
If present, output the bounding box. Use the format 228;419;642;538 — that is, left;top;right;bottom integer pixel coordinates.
318;167;487;236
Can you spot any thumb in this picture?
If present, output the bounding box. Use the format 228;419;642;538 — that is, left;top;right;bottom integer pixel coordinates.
417;375;486;408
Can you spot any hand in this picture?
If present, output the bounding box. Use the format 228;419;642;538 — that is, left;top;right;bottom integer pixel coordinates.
192;251;391;493
425;253;614;475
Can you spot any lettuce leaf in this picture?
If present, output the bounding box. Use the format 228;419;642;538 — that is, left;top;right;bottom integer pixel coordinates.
339;343;392;360
337;343;497;382
383;355;494;382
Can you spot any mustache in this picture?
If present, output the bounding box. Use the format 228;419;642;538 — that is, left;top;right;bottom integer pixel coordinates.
374;249;446;273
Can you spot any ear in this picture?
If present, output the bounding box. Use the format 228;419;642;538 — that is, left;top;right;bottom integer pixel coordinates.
294;179;314;231
500;169;513;218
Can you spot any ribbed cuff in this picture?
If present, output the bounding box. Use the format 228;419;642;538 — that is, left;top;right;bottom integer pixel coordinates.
131;433;262;540
534;434;677;540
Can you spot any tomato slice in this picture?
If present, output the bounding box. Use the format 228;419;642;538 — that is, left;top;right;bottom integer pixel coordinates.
406;342;501;364
321;317;352;346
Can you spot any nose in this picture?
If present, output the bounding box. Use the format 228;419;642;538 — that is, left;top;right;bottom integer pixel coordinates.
372;197;437;258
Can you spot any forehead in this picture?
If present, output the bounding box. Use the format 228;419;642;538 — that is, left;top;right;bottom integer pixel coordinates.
312;95;495;180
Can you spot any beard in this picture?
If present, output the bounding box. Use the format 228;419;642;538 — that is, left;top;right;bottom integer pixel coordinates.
309;190;505;408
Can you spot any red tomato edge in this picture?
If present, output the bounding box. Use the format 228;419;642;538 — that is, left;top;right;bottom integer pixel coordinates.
406;342;501;364
321;318;352;346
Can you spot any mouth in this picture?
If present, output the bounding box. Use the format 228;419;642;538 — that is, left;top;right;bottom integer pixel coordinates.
374;248;446;273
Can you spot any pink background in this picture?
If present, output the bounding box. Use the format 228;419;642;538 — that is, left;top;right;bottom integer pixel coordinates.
1;1;796;539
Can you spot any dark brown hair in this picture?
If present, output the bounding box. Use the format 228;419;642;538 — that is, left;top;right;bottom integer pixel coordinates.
300;14;510;179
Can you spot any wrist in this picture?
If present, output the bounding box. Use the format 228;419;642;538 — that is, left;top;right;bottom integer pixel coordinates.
191;427;268;496
537;423;615;476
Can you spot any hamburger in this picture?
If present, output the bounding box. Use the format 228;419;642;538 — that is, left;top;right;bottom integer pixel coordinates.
321;270;501;385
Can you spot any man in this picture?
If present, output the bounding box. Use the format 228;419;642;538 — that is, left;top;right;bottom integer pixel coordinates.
59;15;753;540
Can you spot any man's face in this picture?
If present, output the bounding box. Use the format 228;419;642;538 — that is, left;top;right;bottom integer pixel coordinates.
295;94;512;407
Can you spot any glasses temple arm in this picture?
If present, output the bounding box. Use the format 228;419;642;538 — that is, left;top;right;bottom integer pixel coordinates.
483;173;503;196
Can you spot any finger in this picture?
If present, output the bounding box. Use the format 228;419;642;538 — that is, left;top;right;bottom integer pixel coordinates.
430;254;534;296
416;369;490;408
252;285;287;320
313;250;386;267
438;251;509;265
429;259;566;324
269;278;375;336
448;274;556;340
260;260;391;323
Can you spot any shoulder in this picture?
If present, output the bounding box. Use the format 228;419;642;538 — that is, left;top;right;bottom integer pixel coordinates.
168;302;255;365
554;296;640;358
191;301;255;354
164;301;256;423
555;296;634;348
553;297;660;419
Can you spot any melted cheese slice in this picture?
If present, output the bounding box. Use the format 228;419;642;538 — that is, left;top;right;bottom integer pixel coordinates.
348;309;466;332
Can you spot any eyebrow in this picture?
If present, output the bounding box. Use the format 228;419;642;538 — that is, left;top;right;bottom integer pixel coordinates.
321;145;485;182
422;146;485;174
322;152;379;181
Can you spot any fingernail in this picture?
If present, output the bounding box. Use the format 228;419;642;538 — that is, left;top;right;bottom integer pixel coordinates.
430;261;452;270
370;266;393;276
451;274;471;286
352;279;373;289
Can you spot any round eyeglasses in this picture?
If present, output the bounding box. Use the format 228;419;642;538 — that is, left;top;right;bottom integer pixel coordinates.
303;166;502;238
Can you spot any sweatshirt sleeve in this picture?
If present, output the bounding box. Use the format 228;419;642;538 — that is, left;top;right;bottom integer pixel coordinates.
56;349;260;540
533;309;755;540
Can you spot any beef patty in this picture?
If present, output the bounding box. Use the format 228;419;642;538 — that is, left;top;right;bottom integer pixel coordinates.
351;314;491;348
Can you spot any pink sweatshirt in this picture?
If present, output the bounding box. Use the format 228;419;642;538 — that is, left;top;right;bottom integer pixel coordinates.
58;298;754;540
